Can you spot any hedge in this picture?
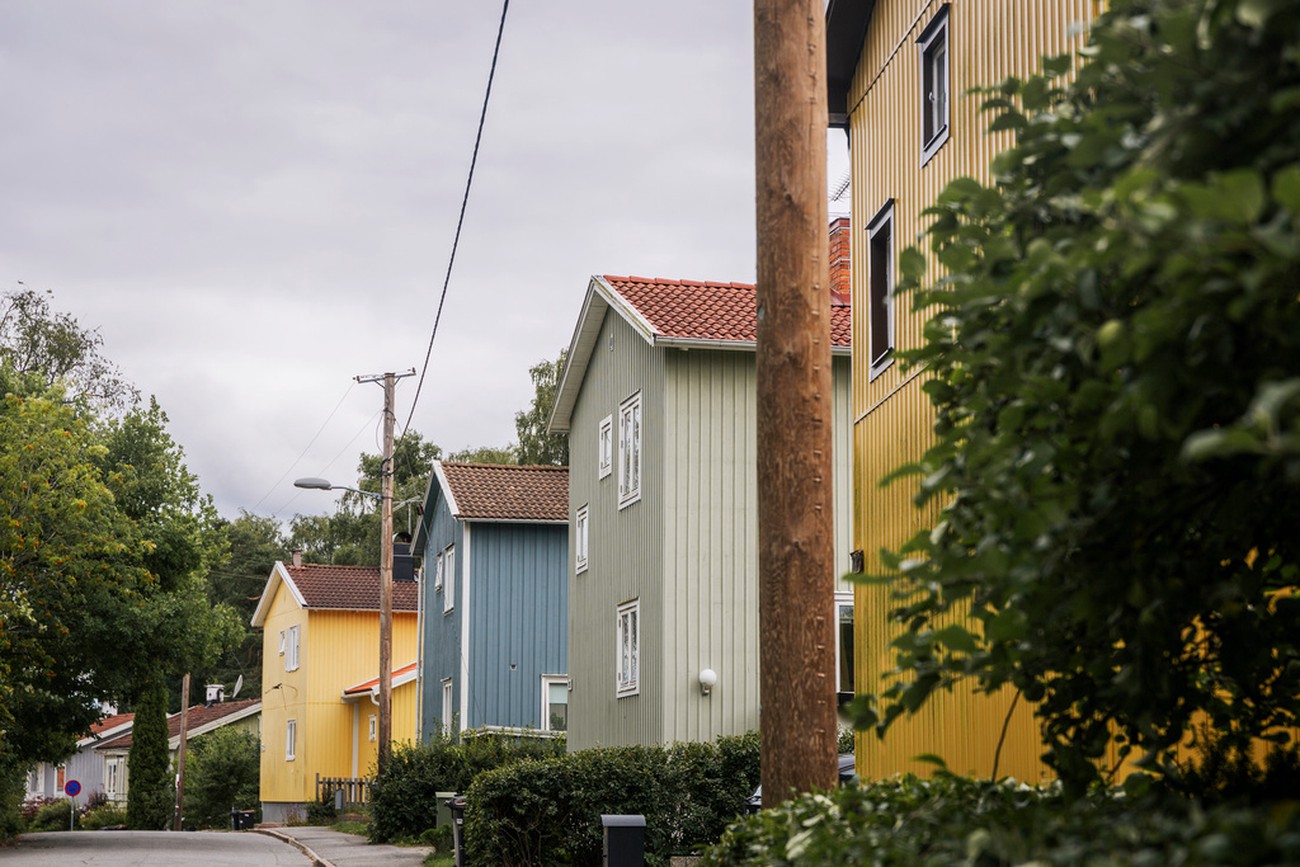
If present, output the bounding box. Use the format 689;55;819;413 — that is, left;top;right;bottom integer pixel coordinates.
700;774;1300;866
464;731;761;866
368;730;565;843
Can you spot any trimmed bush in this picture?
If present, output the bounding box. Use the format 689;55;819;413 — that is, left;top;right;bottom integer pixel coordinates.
27;798;75;832
182;727;260;829
368;729;565;844
80;802;128;830
701;774;1300;866
464;731;761;866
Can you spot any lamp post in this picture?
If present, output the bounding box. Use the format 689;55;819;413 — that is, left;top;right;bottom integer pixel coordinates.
293;367;413;775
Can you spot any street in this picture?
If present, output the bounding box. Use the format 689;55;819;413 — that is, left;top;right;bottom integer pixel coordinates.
0;830;311;865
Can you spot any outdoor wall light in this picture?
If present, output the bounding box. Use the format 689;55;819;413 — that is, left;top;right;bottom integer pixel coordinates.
699;668;718;696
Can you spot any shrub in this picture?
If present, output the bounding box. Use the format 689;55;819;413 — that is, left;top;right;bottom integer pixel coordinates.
27;798;74;832
80;802;128;830
127;676;173;830
701;774;1300;866
0;767;23;840
464;731;761;866
306;797;336;825
182;727;260;829
368;729;565;844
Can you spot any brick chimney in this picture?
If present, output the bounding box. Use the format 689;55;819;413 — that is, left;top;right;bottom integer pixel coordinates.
829;216;851;307
291;548;303;568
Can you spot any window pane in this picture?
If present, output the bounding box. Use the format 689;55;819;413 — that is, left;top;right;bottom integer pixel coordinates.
838;603;855;693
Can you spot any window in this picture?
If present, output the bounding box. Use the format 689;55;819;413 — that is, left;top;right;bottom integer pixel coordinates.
542;675;569;732
617;393;642;508
105;759;119;798
368;714;377;742
867;201;895;379
575;505;589;573
598;415;613;479
835;593;855;695
441;678;454;733
285;624;300;672
616;599;640;697
278;630;286;655
285;719;297;760
434;549;444;591
442;545;455;613
918;4;951;164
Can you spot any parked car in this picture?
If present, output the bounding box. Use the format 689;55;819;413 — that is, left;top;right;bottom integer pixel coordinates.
745;754;857;814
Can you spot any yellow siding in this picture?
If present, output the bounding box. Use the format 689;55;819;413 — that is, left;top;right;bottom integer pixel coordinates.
259;580;419;806
848;0;1099;782
348;680;420;779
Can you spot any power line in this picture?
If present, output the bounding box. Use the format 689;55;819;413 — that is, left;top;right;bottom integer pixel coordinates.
249;382;357;514
403;0;511;435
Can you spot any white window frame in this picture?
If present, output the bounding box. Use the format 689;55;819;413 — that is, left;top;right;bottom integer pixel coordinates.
442;545;455;613
867;200;896;381
598;415;613;479
541;674;569;732
918;4;951;165
616;599;640;697
617;393;643;509
575;505;589;573
441;677;454;733
368;714;377;742
278;630;285;655
285;719;297;760
835;592;855;695
434;549;444;592
285;624;300;672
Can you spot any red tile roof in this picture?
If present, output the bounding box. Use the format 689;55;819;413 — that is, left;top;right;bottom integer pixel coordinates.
285;563;420;613
95;699;261;751
89;712;134;737
440;463;568;522
602;276;852;348
343;660;420;696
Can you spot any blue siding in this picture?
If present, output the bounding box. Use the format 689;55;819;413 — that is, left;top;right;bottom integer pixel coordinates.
466;523;569;730
417;487;465;738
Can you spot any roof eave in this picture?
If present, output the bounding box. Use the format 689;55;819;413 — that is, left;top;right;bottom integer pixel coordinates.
826;0;876;128
250;562;306;628
658;336;851;356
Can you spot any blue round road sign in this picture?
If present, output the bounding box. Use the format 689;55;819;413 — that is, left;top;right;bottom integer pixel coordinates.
64;780;81;797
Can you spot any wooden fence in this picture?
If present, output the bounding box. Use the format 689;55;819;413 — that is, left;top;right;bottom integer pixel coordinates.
315;774;372;805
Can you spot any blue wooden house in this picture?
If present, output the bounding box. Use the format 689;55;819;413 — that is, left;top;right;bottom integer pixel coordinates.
413;461;570;737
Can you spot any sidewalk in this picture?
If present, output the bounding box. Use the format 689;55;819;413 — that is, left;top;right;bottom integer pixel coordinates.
257;825;433;867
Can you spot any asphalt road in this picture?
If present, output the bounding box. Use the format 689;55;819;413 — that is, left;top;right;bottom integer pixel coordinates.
0;830;312;865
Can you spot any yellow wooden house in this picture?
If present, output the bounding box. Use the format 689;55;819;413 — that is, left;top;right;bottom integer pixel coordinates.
826;0;1102;782
252;554;419;822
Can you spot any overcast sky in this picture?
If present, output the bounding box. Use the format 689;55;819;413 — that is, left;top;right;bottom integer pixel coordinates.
0;1;849;522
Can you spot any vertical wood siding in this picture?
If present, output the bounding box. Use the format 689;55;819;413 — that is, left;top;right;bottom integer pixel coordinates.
847;0;1099;781
567;310;666;749
659;350;856;743
418;494;464;737
467;522;568;730
259;588;418;804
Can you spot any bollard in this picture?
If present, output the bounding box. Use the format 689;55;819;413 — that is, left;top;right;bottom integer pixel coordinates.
601;814;646;867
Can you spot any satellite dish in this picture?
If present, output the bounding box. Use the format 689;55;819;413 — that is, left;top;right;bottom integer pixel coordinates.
232;674;244;699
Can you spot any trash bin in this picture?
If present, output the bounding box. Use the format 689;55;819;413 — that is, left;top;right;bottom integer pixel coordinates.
602;814;646;867
230;809;256;831
447;795;468;867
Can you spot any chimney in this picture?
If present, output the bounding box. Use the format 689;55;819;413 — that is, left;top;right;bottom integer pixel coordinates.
393;532;414;582
291;549;303;568
829;216;851;307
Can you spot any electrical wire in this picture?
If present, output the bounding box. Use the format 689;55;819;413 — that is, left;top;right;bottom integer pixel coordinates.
402;0;511;436
248;382;357;514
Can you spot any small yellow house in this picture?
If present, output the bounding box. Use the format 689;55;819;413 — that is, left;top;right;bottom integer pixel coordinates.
252;555;418;822
826;0;1101;781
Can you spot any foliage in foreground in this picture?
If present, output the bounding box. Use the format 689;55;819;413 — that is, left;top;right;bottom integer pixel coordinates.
702;774;1300;866
861;0;1300;792
464;732;761;867
127;674;173;830
368;730;566;844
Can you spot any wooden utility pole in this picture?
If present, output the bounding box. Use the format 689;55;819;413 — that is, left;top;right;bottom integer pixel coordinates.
172;673;190;831
357;369;413;777
754;0;838;805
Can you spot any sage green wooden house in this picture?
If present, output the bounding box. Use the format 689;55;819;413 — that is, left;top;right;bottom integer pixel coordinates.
548;222;855;750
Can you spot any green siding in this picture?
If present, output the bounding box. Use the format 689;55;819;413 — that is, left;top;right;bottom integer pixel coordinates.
567;310;666;749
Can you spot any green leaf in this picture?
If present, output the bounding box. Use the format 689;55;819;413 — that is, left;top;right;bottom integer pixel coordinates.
933;624;979;654
1272;165;1300;212
911;753;950;770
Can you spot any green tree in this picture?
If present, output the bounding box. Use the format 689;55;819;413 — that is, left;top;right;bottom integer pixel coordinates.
862;0;1300;793
182;726;260;829
1;287;137;409
448;444;517;464
127;674;173;829
515;350;568;466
